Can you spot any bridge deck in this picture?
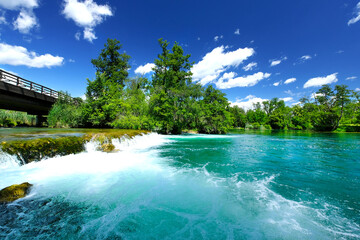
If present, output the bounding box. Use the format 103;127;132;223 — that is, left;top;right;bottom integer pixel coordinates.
0;69;60;115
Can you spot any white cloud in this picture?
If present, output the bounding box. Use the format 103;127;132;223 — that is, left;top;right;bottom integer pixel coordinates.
270;56;287;67
69;59;75;63
300;55;311;61
284;90;294;96
284;77;296;84
273;81;281;87
134;63;155;75
0;0;38;10
234;28;240;35
192;46;255;85
0;42;64;68
311;92;325;99
348;2;360;25
215;72;271;89
346;76;357;80
355;88;360;91
280;97;293;102
13;10;37;33
83;27;96;42
242;62;257;71
304;73;338;88
0;10;6;24
75;31;81;40
230;95;268;111
291;102;301;106
336;50;344;54
0;0;39;34
62;0;113;42
197;37;200;40
214;35;223;41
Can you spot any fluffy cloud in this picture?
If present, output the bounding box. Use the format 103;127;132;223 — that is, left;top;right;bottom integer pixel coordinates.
242;62;257;71
214;35;223;41
273;81;281;87
346;76;357;80
215;72;271;89
192;46;255;85
83;27;96;42
62;0;113;42
280;97;294;102
135;63;155;75
270;56;287;67
355;88;360;91
284;78;296;84
304;73;338;88
230;95;268;111
0;0;38;10
13;10;38;33
0;0;39;33
348;2;360;25
234;29;240;35
0;43;64;68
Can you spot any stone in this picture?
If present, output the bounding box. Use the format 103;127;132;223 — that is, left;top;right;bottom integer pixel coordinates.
0;182;33;203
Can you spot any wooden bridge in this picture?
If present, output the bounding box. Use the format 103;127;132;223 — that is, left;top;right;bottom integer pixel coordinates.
0;69;60;124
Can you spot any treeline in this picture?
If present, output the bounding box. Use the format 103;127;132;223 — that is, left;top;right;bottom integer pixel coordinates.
48;38;360;133
231;85;360;131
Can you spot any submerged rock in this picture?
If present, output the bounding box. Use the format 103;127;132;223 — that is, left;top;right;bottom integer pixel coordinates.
0;182;33;203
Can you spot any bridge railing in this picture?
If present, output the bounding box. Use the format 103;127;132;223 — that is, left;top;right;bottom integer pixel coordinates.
0;69;60;98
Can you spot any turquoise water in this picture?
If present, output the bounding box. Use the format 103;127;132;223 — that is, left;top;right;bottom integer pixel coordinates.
0;130;359;239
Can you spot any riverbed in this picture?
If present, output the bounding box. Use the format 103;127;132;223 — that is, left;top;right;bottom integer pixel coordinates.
0;129;359;239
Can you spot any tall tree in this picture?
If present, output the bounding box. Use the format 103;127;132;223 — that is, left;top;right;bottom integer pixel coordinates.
84;39;130;127
150;39;195;134
91;38;130;87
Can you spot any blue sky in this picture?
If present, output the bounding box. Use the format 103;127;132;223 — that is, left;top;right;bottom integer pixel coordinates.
0;0;359;109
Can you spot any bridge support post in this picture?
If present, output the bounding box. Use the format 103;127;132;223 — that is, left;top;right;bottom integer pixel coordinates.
36;115;47;127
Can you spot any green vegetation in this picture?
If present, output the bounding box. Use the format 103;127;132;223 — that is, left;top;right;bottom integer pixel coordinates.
232;85;359;131
0;110;36;127
47;38;360;133
0;182;33;203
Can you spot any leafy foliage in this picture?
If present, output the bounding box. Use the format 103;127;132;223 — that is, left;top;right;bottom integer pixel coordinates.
45;38;360;134
47;92;83;128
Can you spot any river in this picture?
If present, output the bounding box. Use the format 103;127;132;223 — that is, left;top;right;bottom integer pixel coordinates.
0;129;359;239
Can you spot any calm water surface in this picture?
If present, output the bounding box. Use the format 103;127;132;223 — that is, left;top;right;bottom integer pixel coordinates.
0;129;359;239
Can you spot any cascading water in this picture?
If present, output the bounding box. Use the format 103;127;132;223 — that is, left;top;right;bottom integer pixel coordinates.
0;132;359;239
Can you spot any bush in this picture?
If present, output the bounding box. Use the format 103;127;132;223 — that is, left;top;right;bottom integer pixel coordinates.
47;93;84;128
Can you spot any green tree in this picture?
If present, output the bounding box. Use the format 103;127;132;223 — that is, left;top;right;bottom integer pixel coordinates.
91;39;130;87
149;39;195;134
312;84;351;130
230;105;247;128
83;39;130;127
198;85;233;134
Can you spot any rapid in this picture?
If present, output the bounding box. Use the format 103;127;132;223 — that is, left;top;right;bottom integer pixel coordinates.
0;131;359;239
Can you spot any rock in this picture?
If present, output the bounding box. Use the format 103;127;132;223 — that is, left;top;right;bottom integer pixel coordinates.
0;182;33;203
100;143;116;152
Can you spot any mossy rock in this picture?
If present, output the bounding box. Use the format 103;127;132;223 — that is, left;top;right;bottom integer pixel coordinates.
98;143;116;153
1;137;86;164
0;182;33;203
